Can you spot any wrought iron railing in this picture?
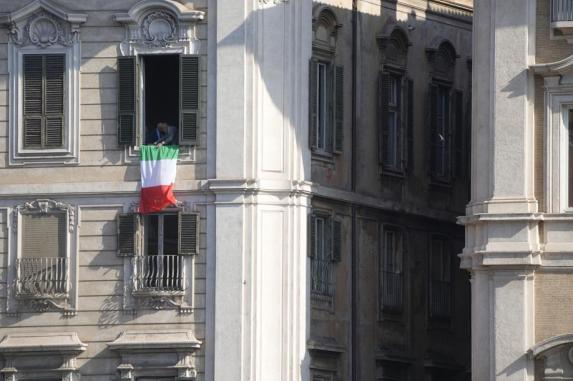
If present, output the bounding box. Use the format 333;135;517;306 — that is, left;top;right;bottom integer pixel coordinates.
430;279;452;319
553;0;573;22
311;257;333;297
380;270;403;312
16;257;68;297
133;255;184;293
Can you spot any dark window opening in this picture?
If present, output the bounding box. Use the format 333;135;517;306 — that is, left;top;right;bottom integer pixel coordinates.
143;55;179;145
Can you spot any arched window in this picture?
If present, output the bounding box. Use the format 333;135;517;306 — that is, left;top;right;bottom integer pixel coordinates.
377;26;413;174
309;6;344;155
426;39;463;184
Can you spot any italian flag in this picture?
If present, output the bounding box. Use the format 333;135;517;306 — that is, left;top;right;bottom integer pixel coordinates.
139;145;179;214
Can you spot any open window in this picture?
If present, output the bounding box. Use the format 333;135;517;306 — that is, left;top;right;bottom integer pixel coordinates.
117;210;199;313
117;55;200;148
377;27;413;174
379;225;405;314
310;6;344;156
429;235;452;320
309;210;342;309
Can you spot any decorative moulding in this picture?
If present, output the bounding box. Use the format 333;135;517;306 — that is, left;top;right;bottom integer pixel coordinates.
114;0;204;56
0;332;86;354
108;330;201;352
2;0;85;166
0;0;87;47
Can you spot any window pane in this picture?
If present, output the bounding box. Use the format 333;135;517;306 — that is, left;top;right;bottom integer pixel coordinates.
163;214;179;255
145;215;159;255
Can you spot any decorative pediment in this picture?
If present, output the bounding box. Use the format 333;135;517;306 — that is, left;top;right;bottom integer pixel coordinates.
109;330;201;380
530;334;573;380
312;5;341;55
114;0;204;55
377;25;411;70
13;198;76;233
426;38;458;82
0;0;87;48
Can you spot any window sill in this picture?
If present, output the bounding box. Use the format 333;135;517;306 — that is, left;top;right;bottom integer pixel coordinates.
429;177;454;189
311;151;336;165
380;167;406;179
132;289;185;297
123;144;196;164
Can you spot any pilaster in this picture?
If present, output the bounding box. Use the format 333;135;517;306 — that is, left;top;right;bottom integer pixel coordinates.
212;1;312;380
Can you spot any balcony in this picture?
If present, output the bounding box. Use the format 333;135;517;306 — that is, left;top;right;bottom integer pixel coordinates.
429;279;452;319
311;257;333;298
16;257;68;298
552;0;573;40
133;255;184;295
379;270;403;313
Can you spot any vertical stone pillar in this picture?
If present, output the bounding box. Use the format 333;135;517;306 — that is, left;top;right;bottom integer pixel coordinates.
463;0;538;379
211;1;312;380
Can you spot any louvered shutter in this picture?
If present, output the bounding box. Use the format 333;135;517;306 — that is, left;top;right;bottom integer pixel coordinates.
331;219;342;263
179;212;199;255
23;54;65;148
309;60;318;150
453;90;464;178
180;55;200;146
117;213;138;256
405;78;414;172
428;83;439;175
378;72;392;165
333;65;344;153
308;213;316;258
21;213;66;258
44;55;65;147
117;57;136;145
444;89;453;179
23;55;43;148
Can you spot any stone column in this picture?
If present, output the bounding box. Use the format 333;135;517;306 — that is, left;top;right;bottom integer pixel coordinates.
463;0;538;379
211;1;312;380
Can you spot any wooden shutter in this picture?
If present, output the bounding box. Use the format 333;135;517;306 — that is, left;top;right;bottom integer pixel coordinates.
23;54;65;148
404;78;414;172
333;65;344;153
44;55;65;147
117;57;136;145
308;213;316;258
309;59;318;150
453;90;464;178
179;212;199;255
23;55;43;148
180;55;200;146
428;83;439;175
21;213;66;258
378;72;392;165
331;219;342;262
117;213;138;256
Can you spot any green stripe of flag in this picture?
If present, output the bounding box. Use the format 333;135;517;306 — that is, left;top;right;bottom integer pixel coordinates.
140;145;179;161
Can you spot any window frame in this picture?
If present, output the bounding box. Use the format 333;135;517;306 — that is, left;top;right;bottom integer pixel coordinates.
428;234;453;320
562;107;573;212
379;225;405;314
6;199;78;316
381;72;404;172
9;45;80;166
117;208;200;313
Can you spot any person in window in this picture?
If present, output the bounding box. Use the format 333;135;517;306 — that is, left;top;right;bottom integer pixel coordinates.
153;122;178;147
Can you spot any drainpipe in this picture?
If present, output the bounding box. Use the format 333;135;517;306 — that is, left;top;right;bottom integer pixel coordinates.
351;1;358;381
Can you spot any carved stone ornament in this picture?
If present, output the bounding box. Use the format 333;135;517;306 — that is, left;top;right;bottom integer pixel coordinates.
9;11;74;48
259;0;289;4
20;298;75;316
141;10;177;47
135;295;192;314
15;199;76;233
